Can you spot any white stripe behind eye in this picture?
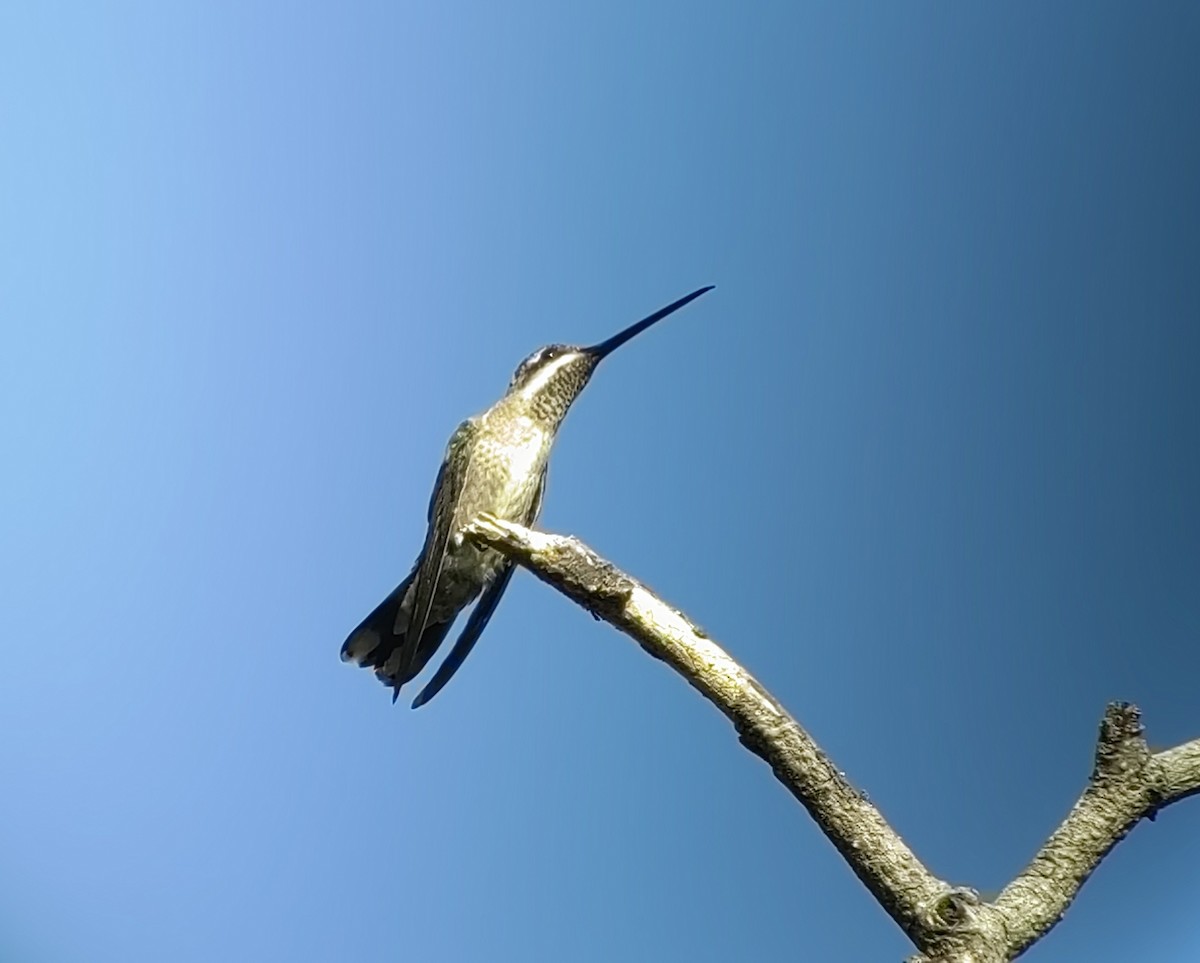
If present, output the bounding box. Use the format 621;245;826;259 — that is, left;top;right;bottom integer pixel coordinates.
519;352;579;400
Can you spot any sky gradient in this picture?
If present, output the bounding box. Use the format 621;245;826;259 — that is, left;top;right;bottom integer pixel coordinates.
2;3;1198;961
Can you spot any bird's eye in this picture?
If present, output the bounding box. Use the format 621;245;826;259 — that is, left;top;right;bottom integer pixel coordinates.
543;347;559;361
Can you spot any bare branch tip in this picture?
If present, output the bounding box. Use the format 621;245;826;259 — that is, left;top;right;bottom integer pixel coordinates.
463;512;513;545
1093;701;1150;781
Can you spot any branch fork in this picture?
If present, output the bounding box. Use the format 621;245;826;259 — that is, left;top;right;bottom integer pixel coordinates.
464;514;1200;962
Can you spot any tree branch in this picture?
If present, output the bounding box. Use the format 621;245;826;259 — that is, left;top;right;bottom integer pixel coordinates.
992;703;1200;956
464;515;1200;962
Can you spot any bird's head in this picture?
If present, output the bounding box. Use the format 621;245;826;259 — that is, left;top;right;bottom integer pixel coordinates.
506;286;714;424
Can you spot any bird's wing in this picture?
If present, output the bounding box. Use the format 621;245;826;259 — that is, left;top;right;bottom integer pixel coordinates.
398;417;480;683
409;462;547;709
529;460;548;524
410;562;514;708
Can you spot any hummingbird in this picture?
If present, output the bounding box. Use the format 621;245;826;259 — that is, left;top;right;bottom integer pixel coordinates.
341;285;714;708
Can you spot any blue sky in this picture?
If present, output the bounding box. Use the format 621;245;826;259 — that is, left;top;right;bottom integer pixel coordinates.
2;3;1198;961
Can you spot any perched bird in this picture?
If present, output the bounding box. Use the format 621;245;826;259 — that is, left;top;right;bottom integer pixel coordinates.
341;286;714;707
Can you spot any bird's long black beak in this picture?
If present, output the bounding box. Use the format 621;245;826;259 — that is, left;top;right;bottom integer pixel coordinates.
585;286;715;361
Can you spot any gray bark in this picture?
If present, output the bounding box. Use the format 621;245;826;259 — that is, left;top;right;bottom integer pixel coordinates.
465;514;1200;963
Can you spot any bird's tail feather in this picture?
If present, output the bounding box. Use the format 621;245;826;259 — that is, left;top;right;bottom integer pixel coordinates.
341;573;454;695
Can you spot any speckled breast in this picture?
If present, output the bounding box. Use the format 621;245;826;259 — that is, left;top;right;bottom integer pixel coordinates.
431;415;551;619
